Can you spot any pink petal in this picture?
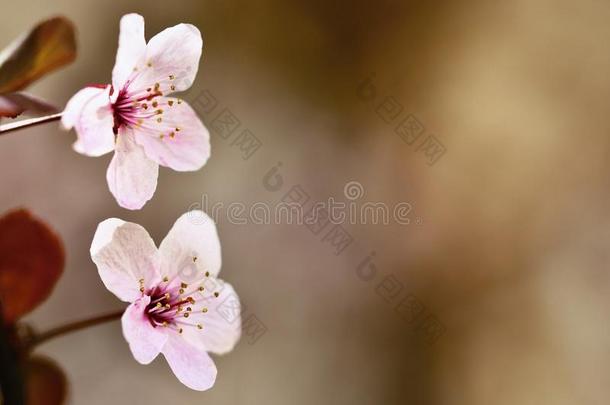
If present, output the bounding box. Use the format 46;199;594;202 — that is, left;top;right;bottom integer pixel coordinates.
106;130;159;210
90;218;161;302
128;23;202;95
112;14;146;94
134;97;210;171
62;86;115;157
122;296;168;364
158;210;221;280
162;335;217;391
182;281;242;355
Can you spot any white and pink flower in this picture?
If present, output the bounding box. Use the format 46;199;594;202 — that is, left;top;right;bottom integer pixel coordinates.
62;14;209;209
90;211;240;390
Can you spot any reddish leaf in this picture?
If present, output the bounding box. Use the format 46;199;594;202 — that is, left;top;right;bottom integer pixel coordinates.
0;93;58;119
0;17;76;93
0;209;64;324
24;356;67;405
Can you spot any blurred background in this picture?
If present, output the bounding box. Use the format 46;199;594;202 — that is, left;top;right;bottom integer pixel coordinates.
1;0;610;404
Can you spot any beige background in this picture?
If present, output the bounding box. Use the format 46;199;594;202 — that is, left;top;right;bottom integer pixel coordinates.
1;0;610;404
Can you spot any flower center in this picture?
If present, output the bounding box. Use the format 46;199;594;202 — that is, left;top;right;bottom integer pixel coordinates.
110;84;164;135
109;67;181;137
141;271;219;335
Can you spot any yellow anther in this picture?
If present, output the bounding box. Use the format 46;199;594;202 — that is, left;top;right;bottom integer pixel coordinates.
169;75;175;80
184;313;190;318
205;271;210;277
198;286;204;292
152;101;158;108
170;85;176;91
157;117;162;123
142;103;148;109
181;282;188;288
163;276;169;282
168;100;174;106
197;324;203;330
169;132;175;139
214;292;219;298
202;308;208;313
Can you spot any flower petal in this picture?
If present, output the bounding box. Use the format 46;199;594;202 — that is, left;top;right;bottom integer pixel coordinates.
122;296;168;364
61;87;101;129
158;210;221;280
62;86;115;157
106;130;159;210
112;14;146;93
90;218;161;302
129;23;202;95
134;97;210;171
162;335;217;391
183;280;241;355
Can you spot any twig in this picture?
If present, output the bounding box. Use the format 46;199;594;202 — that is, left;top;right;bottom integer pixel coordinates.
27;310;123;350
0;112;63;135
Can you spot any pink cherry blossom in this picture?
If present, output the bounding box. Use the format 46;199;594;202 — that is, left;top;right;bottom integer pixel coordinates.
62;14;210;210
90;211;241;390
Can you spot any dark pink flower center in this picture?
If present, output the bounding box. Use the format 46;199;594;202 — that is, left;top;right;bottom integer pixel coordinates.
140;273;219;335
89;69;183;139
110;83;164;135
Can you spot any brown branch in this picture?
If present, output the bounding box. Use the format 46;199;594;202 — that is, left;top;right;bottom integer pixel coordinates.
0;112;62;135
27;310;123;350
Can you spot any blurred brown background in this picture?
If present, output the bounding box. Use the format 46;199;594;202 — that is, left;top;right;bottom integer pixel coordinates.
2;0;610;404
